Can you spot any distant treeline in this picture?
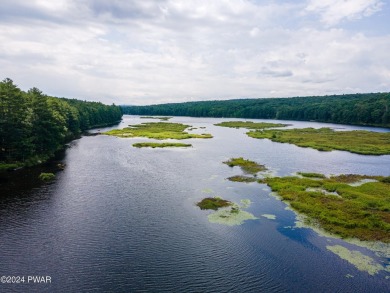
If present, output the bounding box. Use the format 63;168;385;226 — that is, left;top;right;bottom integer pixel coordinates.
122;93;390;128
0;78;122;167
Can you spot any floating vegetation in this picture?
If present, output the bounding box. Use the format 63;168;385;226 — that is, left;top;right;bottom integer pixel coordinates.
240;199;251;209
0;163;20;171
326;245;384;275
264;173;390;242
196;197;232;210
262;214;277;220
247;127;390;155
223;157;267;175
201;188;214;194
215;121;287;129
39;172;55;181
298;172;326;179
133;142;192;148
208;209;258;226
104;122;213;140
227;175;257;183
140;116;172;121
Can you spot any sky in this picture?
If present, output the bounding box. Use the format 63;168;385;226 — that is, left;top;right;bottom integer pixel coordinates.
0;0;389;105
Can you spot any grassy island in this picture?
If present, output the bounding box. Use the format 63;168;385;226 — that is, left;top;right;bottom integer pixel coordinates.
263;174;390;242
247;127;390;155
104;122;213;140
215;121;287;129
197;197;232;210
223;157;267;174
39;172;55;181
227;175;257;183
133;142;192;148
140;116;172;121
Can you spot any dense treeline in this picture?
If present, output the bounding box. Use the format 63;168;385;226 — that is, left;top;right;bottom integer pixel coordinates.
122;93;390;128
0;78;122;167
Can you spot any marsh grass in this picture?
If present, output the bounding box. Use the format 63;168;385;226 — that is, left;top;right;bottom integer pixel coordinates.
140;116;172;121
133;142;192;148
197;197;232;210
223;157;267;174
0;163;20;171
39;172;55;181
104;122;213;140
227;175;257;183
298;172;327;179
264;174;390;242
247;127;390;155
215;121;287;129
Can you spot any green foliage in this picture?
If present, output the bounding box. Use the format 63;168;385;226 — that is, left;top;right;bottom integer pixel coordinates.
121;93;390;128
215;121;287;129
133;142;192;148
0;78;122;166
247;128;390;155
264;174;390;242
227;175;257;183
298;172;327;178
197;197;232;210
104;122;212;140
38;172;55;181
223;157;267;174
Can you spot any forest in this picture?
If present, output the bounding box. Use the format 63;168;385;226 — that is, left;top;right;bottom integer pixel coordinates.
121;93;390;128
0;78;122;168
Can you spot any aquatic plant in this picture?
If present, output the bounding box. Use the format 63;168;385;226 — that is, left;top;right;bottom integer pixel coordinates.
326;245;384;275
215;121;287;129
140;116;172;121
247;127;390;155
133;142;192;148
227;175;257;183
196;197;232;210
104;122;213;140
208;208;258;226
264;174;390;242
297;172;326;179
223;157;267;174
39;172;55;181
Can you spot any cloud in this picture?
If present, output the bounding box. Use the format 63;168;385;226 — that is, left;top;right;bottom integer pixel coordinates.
305;0;384;26
0;0;389;105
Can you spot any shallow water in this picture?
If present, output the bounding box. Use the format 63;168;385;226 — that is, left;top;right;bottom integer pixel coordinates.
0;115;389;292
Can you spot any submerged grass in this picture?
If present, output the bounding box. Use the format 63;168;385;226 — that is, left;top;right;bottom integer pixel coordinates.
264;174;390;242
215;121;287;129
223;157;267;174
133;142;192;148
104;122;213;140
247;127;390;155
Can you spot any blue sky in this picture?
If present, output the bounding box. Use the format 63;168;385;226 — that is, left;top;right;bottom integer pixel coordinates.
0;0;389;105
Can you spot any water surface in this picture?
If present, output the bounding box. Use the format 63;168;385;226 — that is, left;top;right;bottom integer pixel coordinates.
0;115;389;292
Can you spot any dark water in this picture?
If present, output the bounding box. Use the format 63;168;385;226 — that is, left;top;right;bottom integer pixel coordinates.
0;115;389;292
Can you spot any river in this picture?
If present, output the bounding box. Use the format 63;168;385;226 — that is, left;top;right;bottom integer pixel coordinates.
0;115;389;292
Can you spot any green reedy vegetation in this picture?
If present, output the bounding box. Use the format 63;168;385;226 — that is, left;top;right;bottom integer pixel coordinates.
133;142;192;148
215;121;287;129
197;197;232;210
104;122;212;140
227;175;257;183
121;93;390;128
264;174;390;242
140;116;172;121
298;172;327;179
247;128;390;155
38;172;55;181
223;157;267;174
0;78;122;168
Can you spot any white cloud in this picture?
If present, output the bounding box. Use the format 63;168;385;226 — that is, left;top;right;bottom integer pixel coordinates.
0;0;388;105
305;0;384;26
